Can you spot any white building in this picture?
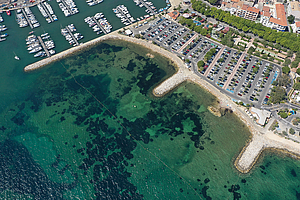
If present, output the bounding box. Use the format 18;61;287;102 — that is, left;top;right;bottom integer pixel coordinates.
250;107;271;126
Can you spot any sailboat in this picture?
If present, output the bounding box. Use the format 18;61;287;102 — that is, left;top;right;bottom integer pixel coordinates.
13;51;20;60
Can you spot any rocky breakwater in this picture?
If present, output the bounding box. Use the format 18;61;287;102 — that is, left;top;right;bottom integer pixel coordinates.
235;131;300;173
24;34;118;72
153;68;190;97
24;32;188;72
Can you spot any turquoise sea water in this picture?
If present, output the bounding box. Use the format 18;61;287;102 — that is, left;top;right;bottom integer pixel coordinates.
0;0;167;111
1;38;300;199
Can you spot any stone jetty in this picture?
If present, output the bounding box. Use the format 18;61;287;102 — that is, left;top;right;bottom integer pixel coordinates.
153;68;189;97
235;131;300;173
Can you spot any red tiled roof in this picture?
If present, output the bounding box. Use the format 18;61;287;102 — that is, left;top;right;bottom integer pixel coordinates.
263;11;271;17
241;4;260;14
262;6;270;12
168;10;180;20
270;4;287;27
296;21;300;27
247;6;260;13
241;4;248;10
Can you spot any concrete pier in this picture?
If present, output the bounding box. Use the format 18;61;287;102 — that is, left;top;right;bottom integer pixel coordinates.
139;0;155;15
66;26;79;46
92;16;107;34
22;9;33;29
37;36;50;57
40;3;54;22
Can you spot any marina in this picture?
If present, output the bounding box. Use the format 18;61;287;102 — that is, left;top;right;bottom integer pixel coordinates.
57;0;79;17
0;0;167;68
21;7;40;29
61;24;82;46
113;5;136;26
37;2;58;23
86;0;103;7
134;0;157;15
26;33;55;58
84;13;112;35
16;10;28;28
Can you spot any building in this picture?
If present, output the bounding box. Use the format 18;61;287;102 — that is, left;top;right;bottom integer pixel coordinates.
288;1;300;20
292;21;300;33
222;1;244;15
261;4;288;31
182;13;191;18
183;0;191;5
236;4;260;21
250;107;271;126
260;6;272;26
125;29;133;35
270;4;288;31
167;10;180;20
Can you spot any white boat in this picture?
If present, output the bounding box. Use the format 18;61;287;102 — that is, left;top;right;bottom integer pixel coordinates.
29;47;42;54
41;32;48;37
14;55;20;60
34;51;43;57
42;35;50;40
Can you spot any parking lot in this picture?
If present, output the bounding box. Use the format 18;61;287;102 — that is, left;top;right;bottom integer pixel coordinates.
136;18;281;107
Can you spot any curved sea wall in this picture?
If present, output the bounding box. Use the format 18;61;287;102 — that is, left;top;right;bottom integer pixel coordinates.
24;32;186;72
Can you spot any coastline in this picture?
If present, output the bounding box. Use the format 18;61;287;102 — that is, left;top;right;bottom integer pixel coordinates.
24;26;300;174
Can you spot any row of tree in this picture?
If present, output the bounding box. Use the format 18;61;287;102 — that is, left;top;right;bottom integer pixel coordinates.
191;0;300;52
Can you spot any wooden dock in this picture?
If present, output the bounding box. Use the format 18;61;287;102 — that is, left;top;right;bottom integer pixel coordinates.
116;7;132;24
21;9;33;29
139;1;155;15
37;36;50;57
65;26;79;46
91;16;107;34
40;3;54;22
60;0;73;15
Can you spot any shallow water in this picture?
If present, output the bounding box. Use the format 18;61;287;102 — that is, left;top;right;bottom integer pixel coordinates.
1;40;300;199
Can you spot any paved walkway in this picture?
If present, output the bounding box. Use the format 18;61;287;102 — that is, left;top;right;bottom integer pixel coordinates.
223;38;253;90
176;33;198;53
204;46;225;77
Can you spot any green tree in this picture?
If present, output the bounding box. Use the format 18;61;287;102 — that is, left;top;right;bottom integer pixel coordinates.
297;68;300;75
282;66;290;74
283;58;291;67
293;82;300;90
278;111;288;118
269;86;286;104
197;60;205;68
290;128;295;135
288;15;295;24
277;74;291;87
248;46;255;54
